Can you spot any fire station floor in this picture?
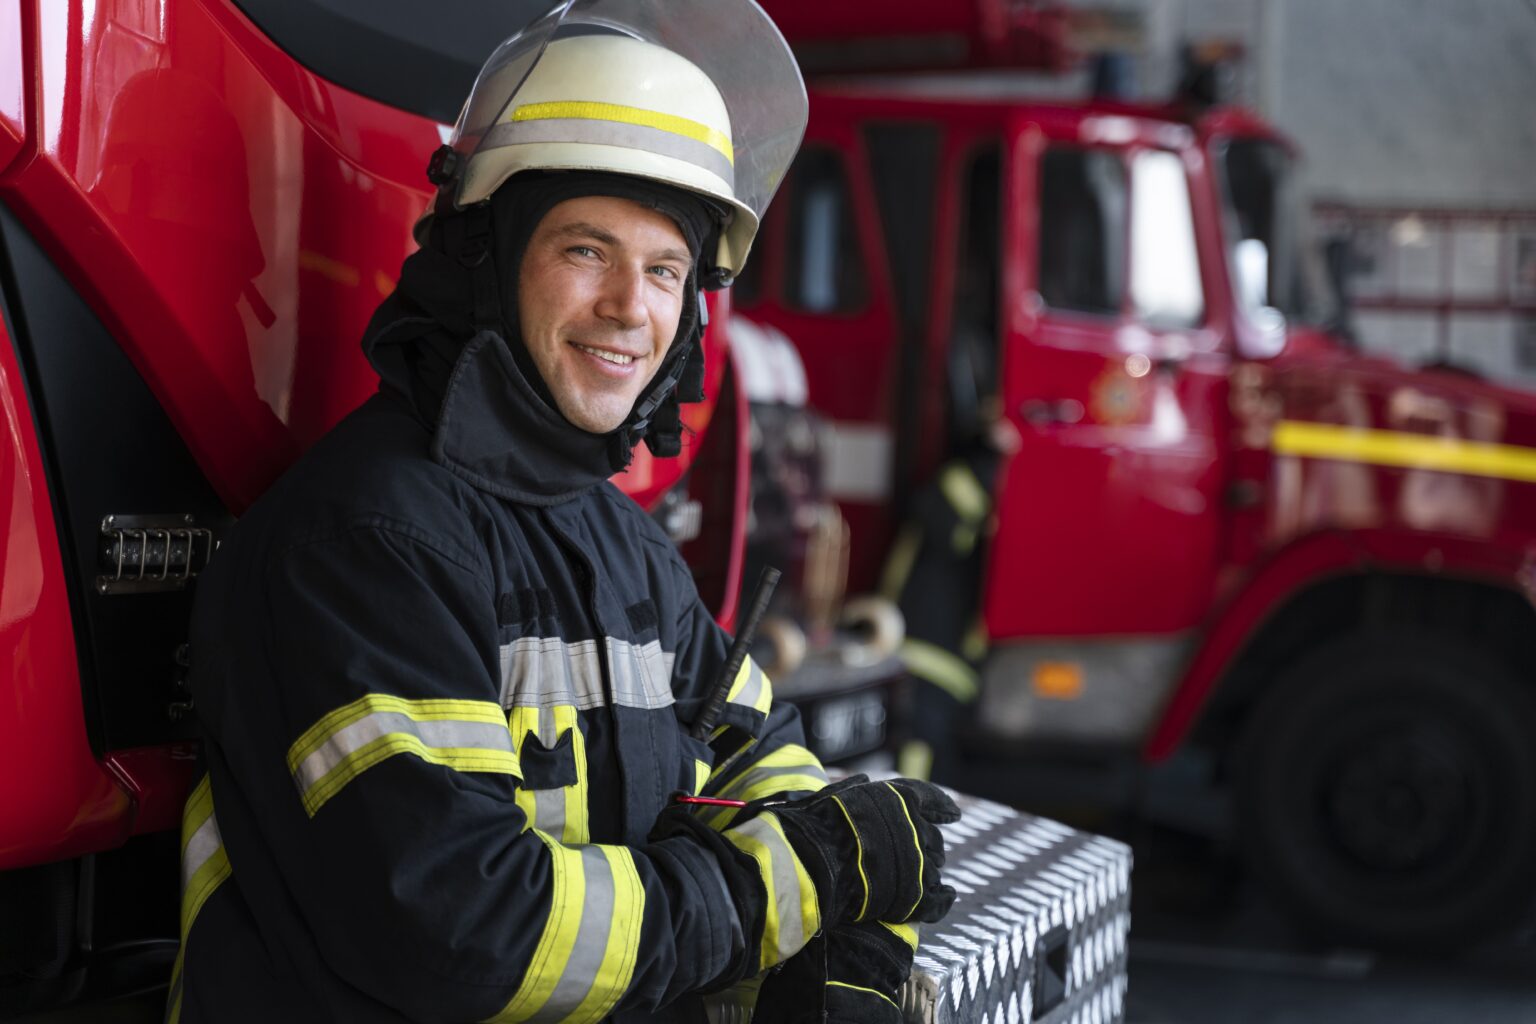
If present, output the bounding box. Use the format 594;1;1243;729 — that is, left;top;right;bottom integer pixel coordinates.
1124;825;1536;1023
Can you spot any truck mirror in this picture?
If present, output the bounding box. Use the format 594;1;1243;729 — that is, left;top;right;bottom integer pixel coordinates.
1234;238;1269;310
1234;238;1287;356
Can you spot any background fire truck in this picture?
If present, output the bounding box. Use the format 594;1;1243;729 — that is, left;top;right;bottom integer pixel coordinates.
746;0;1536;951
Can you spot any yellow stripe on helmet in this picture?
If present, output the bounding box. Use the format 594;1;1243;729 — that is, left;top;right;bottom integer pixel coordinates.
511;101;734;165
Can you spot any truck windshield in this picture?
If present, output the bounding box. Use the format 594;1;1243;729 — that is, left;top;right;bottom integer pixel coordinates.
1215;138;1337;329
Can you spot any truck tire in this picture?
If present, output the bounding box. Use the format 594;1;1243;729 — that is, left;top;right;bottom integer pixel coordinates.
1235;629;1536;950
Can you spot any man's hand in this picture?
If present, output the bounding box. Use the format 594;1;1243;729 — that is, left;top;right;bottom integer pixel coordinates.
825;921;917;1023
755;921;918;1024
748;775;960;928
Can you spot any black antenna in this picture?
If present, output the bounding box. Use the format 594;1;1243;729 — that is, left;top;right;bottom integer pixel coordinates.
691;567;782;740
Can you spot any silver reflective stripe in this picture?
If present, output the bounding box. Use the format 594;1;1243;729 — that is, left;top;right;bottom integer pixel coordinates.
181;811;223;892
292;712;513;795
532;846;619;1021
500;637;604;709
607;638;674;710
733;816;809;958
482;119;735;190
499;637;675;711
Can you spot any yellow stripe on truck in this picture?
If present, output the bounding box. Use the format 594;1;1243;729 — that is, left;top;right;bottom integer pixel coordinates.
1272;420;1536;483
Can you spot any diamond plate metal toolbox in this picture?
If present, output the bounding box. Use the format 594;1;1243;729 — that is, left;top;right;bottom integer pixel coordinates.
900;794;1132;1024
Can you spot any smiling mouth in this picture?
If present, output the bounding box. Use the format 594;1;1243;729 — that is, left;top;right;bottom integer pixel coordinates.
572;342;637;367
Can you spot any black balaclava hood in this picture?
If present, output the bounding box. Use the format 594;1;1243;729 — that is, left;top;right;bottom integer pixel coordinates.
362;171;722;502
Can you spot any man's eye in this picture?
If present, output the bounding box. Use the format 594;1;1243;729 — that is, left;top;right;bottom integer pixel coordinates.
649;265;681;281
569;245;598;258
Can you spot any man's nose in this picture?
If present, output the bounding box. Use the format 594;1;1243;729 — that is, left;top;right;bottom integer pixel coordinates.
594;264;649;329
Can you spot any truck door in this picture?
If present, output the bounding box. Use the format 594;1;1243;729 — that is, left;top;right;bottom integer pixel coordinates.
983;116;1230;643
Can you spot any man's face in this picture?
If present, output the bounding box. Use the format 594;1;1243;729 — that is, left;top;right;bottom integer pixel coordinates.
518;195;692;434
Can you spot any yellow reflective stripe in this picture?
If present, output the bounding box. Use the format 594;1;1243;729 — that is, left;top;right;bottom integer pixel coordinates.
509;707;541;831
584;846;644;1019
487;835;644;1024
950;521;980;555
886;782;926;921
288;695;519;817
508;707;590;844
878;524;922;601
182;845;231;938
179;776;230;938
563;708;590;846
510;101;734;165
896;740;934;782
172;776;230;1024
731;774;829;803
299;736;519;818
723;813;819;970
490;831;583;1021
165;947;185;1023
1272;420;1536;482
831;795;871;922
900;638;979;703
827;980;900;1010
704;744;828;828
881;921;920;952
693;760;711;795
289;696;508;767
940;463;989;523
960;619;990;662
724;657;773;716
712;744;826;795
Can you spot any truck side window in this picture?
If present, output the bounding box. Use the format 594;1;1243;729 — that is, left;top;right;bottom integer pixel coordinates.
784;146;867;314
1131;150;1204;328
1038;147;1127;316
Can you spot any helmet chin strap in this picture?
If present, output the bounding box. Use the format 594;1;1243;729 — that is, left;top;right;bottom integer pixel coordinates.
618;287;706;465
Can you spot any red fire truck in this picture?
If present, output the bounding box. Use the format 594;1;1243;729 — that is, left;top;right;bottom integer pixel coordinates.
744;0;1536;949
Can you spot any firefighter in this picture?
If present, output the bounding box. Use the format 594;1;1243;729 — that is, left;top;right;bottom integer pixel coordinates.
168;4;956;1022
883;403;1018;785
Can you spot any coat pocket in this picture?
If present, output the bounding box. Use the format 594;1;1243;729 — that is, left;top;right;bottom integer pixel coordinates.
519;729;578;789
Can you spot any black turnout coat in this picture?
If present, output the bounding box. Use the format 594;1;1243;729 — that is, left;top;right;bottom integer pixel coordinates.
169;320;829;1023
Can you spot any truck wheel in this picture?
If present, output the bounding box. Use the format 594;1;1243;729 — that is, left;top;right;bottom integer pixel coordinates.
1236;630;1536;950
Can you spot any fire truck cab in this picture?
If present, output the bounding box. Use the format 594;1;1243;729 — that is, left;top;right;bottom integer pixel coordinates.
742;2;1536;949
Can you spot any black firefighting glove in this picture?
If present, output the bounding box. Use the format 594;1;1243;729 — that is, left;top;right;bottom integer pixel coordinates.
755;921;918;1024
645;802;778;990
744;774;960;928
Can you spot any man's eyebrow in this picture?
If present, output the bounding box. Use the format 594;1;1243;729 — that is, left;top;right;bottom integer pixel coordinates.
649;245;694;266
551;221;693;266
551;221;622;247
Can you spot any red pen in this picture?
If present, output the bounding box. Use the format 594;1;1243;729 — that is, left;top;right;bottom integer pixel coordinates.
671;795;748;808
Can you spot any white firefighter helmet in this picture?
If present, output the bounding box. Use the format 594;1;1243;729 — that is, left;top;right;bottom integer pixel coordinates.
422;0;807;282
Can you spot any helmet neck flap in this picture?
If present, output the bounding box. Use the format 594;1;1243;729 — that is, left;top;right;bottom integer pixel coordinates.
363;171;719;502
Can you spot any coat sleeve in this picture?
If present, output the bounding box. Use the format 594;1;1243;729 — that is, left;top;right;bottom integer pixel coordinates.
208;522;765;1023
663;559;831;829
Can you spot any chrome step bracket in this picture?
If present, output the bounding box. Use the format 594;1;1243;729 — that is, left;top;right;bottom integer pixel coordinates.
97;514;216;595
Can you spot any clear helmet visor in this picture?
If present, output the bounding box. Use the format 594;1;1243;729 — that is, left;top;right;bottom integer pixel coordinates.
445;0;807;274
